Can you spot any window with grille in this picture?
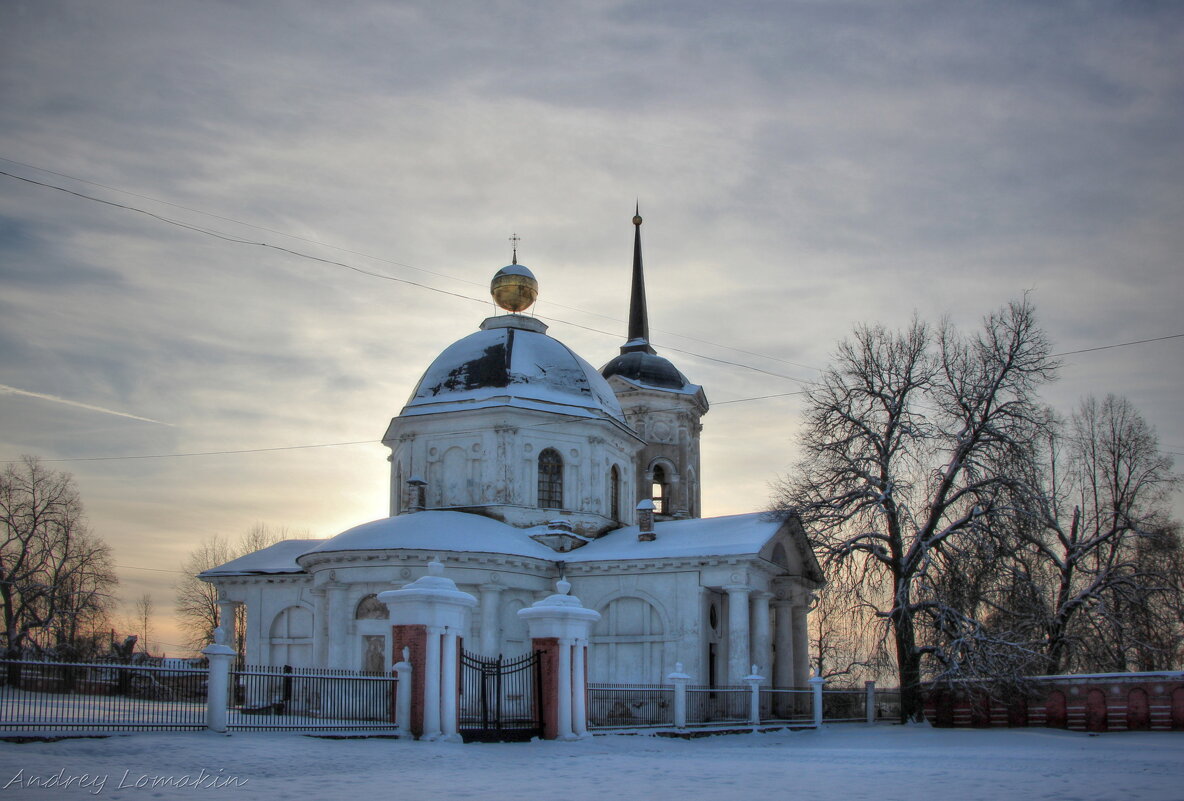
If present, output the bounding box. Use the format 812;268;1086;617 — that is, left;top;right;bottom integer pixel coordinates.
538;448;563;508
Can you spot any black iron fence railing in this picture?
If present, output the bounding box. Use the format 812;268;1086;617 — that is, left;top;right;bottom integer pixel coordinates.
0;658;207;731
684;685;750;724
586;683;674;728
760;688;815;723
819;689;866;722
227;665;399;730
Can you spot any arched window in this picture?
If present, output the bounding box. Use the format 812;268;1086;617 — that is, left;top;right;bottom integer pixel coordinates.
538;448;563;508
610;465;621;520
355;595;389;620
651;464;668;515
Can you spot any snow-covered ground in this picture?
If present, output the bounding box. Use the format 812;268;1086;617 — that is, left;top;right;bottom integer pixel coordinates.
0;725;1181;801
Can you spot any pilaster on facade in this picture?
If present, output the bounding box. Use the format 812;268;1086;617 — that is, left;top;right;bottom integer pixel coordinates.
325;578;351;669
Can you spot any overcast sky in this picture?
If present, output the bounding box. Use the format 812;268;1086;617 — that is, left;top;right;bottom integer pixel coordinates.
2;1;1181;655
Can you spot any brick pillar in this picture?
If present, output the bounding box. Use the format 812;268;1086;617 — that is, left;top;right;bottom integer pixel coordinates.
533;637;561;740
390;625;428;737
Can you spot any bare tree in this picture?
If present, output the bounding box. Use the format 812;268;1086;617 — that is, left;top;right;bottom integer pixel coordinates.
134;592;153;655
175;523;307;656
1017;396;1180;673
0;456;118;659
773;300;1057;720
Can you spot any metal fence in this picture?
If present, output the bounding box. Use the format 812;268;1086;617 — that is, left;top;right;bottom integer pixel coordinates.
227;665;399;731
685;686;750;724
870;687;901;722
587;684;674;728
820;688;866;722
0;658;207;732
761;688;815;723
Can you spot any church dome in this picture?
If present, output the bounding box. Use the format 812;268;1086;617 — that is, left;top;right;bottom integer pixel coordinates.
401;315;626;422
601;350;693;391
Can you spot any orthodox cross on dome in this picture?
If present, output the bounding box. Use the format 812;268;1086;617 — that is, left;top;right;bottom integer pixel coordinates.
509;232;521;265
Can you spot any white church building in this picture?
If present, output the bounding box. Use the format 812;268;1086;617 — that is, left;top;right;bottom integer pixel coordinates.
202;211;823;689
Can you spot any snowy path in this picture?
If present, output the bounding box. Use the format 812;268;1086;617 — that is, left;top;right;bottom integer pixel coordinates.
0;725;1181;801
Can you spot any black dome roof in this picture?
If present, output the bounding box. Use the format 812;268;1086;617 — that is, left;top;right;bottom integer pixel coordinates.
601;350;692;390
403;316;625;421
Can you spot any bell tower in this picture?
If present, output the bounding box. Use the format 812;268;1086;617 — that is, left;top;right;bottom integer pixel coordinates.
601;208;709;521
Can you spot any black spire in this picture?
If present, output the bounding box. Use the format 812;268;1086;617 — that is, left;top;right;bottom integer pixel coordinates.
623;204;656;355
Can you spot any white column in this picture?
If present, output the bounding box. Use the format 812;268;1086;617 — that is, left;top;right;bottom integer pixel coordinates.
216;600;237;645
791;603;810;688
478;584;502;657
326;582;350;669
725;585;751;686
772;599;794;688
557;638;574;740
751;592;772;684
440;630;460;741
572;639;588;737
422;625;443;740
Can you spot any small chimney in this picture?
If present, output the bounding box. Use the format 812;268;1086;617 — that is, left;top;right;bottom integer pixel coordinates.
637;499;656;541
405;476;427;513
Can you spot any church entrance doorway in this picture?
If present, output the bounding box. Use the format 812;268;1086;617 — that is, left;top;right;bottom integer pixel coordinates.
458;649;543;742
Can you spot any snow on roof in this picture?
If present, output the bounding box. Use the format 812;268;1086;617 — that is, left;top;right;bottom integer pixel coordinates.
300;511;559;561
567;512;783;562
199;539;325;577
403;326;625;422
200;512;798;577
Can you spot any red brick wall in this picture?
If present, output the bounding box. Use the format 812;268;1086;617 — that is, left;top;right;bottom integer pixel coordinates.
924;675;1184;732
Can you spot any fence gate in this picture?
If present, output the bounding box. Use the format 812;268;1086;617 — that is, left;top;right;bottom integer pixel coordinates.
458;650;542;742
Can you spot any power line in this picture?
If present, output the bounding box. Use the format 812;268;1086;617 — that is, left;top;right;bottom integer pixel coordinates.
1051;333;1184;357
114;563;190;576
1;168;813;385
0;158;819;371
7;391;805;465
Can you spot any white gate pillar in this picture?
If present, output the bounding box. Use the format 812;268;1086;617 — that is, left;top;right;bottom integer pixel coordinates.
203;627;236;733
518;580;601;740
378;561;476;741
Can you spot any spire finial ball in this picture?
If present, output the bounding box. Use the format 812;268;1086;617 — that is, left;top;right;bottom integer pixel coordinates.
491;263;538;312
633;213;642;226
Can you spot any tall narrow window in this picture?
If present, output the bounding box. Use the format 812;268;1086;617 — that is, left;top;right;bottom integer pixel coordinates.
610;465;621;520
651;464;668;516
538;448;563;508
